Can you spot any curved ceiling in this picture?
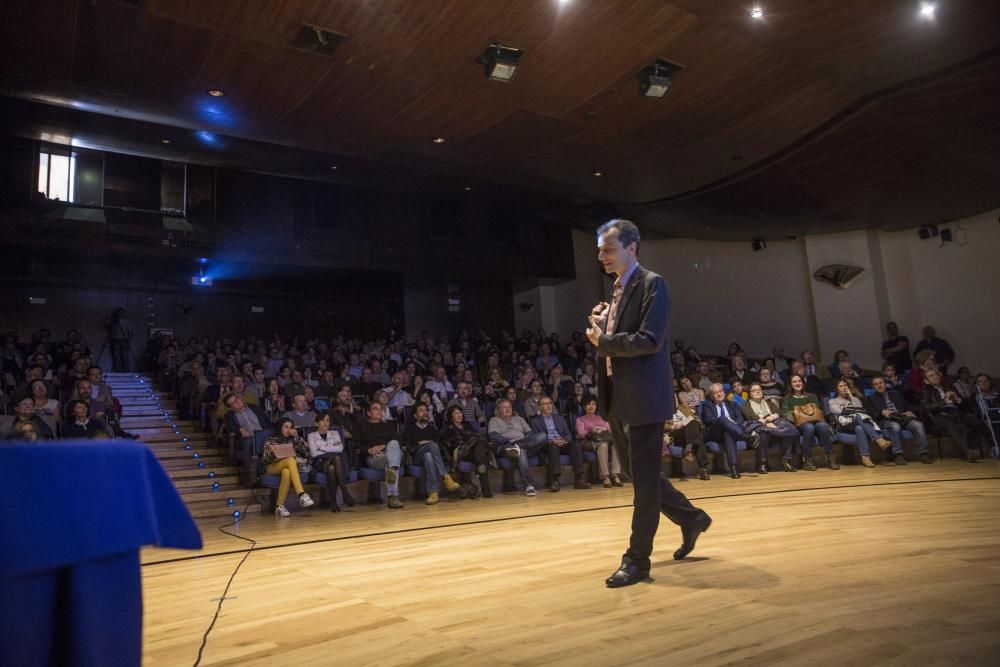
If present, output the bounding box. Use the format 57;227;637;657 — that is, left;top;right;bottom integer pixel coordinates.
2;0;999;238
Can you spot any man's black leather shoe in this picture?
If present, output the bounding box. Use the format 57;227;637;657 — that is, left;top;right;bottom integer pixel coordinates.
605;558;650;588
673;515;712;560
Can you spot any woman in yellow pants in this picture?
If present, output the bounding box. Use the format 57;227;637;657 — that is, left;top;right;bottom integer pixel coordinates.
262;418;315;517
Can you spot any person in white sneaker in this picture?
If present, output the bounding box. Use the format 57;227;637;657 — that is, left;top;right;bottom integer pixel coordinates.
262;417;315;517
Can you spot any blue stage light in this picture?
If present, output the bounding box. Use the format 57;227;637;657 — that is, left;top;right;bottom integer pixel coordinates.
208;471;215;478
193;452;200;459
213;482;220;491
227;498;235;506
198;462;206;469
233;510;241;520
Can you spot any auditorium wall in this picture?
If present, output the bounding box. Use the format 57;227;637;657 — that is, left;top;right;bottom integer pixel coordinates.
551;207;1000;375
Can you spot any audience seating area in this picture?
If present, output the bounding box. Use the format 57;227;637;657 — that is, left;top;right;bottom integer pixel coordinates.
2;326;997;519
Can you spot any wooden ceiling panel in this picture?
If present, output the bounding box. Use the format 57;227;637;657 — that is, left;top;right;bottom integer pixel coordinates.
0;0;77;82
72;1;212;101
192;32;333;126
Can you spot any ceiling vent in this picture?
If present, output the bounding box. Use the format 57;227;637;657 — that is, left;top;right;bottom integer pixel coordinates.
291;24;347;58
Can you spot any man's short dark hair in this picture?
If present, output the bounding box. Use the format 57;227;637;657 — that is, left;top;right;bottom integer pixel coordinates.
596;218;641;252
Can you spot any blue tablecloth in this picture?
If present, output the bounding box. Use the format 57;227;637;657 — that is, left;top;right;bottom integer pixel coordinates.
0;440;202;667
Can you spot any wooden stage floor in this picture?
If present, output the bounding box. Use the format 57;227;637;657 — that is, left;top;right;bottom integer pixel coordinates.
141;461;1000;666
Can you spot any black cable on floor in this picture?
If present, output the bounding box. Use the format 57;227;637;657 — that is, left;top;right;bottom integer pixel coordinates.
191;494;259;667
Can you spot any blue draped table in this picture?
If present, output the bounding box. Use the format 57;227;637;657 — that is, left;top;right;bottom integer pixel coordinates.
0;440;202;667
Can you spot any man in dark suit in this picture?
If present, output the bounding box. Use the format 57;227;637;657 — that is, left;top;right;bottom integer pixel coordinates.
700;383;746;479
864;376;933;465
586;219;712;588
223;392;273;465
529;396;589;492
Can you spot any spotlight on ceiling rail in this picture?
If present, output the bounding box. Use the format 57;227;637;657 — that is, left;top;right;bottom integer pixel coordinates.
477;42;524;82
636;58;681;99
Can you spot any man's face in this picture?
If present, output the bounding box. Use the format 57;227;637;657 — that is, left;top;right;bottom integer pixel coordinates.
698;362;709;374
15;399;34;420
802;351;815;364
228;395;245;412
791;361;805;376
414;404;429;423
530;381;542;395
872;377;886;394
73;402;88;419
362;368;372;381
498;401;513;418
218;369;231;385
291;370;303;384
367;403;383;421
87;368;102;384
254;369;265;383
304;386;315;401
538;398;554;416
839;361;854;377
926;371;942;387
887;322;898;336
77;380;91;397
597;228;635;276
976;375;992;392
231;376;245;393
74;358;88;374
458;383;471;398
733;356;746;370
711;386;725;402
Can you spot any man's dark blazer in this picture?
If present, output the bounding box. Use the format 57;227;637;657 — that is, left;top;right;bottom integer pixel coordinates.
864;390;909;421
596;265;673;426
223;404;272;438
529;413;572;442
699;400;746;430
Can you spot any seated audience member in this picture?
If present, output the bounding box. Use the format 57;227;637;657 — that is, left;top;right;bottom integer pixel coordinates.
488;398;547;496
354;367;383;402
223;392;272;464
757;367;785;400
743;383;799;473
281;369;307;401
789;360;826;397
8;420;40;442
880;322;913;373
7;397;55;440
881;362;907;393
204;367;233;406
523;379;546;419
782;374;836;471
562;382;589;417
262;378;287;423
178;361;210;419
414;387;444;422
304;384;328;412
214;375;257;422
28;378;61;427
913;325;955;374
578;361;598;397
503;386;527;420
910;351;938;394
951;367;975;402
306;411;355;511
865;376;932;465
402;403;461;505
358;402;405;509
315;369;340;400
828;379;891;468
261;418;316;517
337;364;357;391
447;381;486;429
62;399;104;438
700;383;746;479
922;368;984;462
283;394;317;429
440;404;493;497
772;346;792;376
664;395;710;480
485;367;509;395
425;365;454;404
86;366;115;415
726;379;748;407
830;350;864;380
372;390;396;422
60;357;90;401
530;396;589;492
730;353;756;386
726;342;743;371
676;376;705;411
836;359;868;392
800;351;831;384
575;396;623;487
692;361;715;393
331;385;360;437
71;379;106;421
547;364;575;404
301;366;320;390
385;371;414;413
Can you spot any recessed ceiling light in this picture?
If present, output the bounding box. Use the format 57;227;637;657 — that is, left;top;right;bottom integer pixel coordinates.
750;7;764;19
919;2;936;18
206;89;226;97
329;165;338;170
592;170;604;177
432;137;446;144
464;186;472;191
160;139;171;144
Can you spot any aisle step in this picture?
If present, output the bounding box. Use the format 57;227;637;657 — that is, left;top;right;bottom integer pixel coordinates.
186;500;262;519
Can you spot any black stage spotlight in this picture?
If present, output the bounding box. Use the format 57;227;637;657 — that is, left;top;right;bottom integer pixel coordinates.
637;59;674;99
477;43;523;82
